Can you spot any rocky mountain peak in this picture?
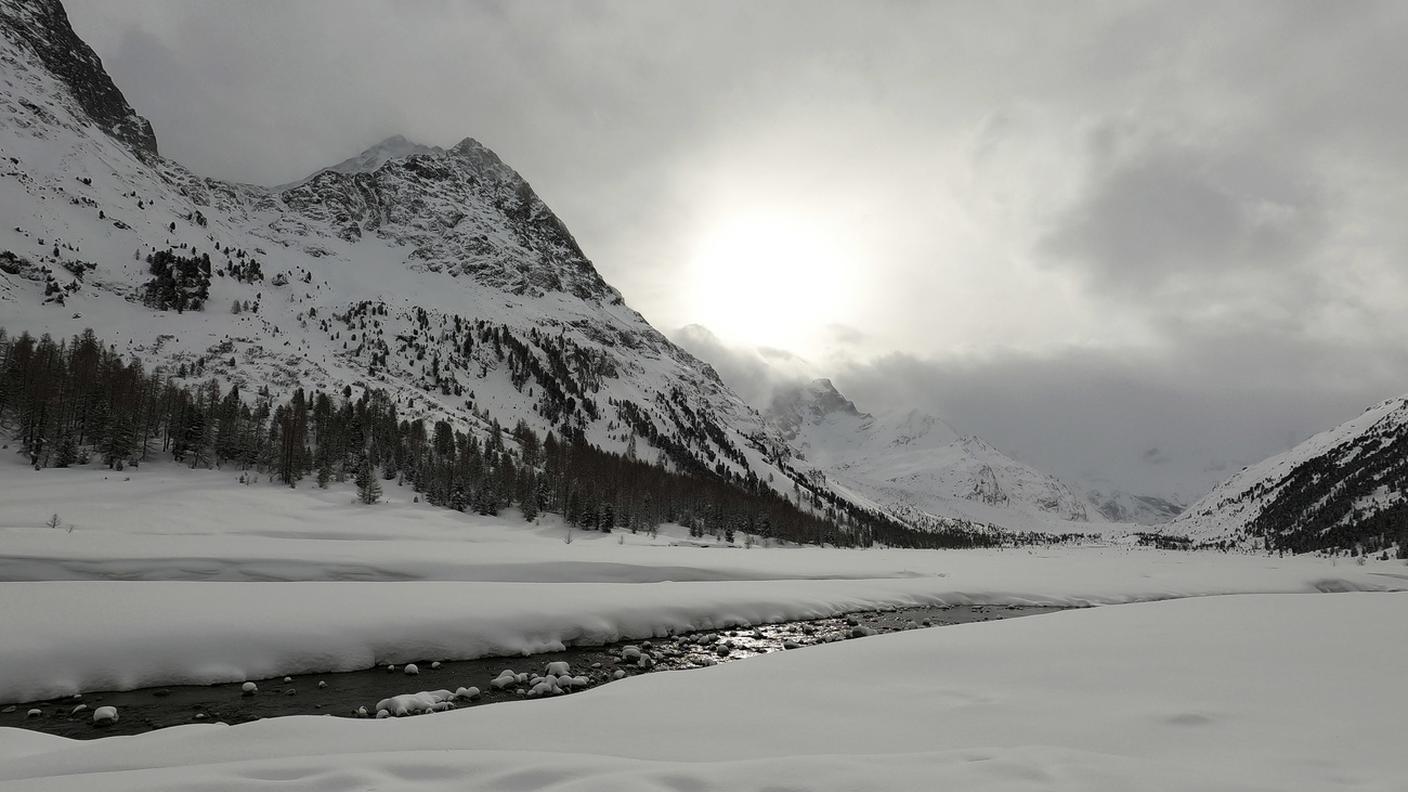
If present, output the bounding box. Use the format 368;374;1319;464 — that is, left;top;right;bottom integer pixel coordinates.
297;134;444;183
766;378;868;442
448;136;520;183
262;131;613;302
0;0;157;157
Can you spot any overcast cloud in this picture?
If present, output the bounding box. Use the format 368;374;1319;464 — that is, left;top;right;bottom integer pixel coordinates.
65;0;1408;498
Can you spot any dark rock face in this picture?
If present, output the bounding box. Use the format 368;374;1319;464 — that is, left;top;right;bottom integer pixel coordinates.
0;0;158;157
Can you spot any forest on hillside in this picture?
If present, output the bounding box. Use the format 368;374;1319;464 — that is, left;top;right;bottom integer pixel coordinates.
0;327;996;549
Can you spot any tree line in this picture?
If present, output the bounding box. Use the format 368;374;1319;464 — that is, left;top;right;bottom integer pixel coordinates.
0;327;995;550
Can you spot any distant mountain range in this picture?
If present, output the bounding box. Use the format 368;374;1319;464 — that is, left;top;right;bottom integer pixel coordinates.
755;375;1184;531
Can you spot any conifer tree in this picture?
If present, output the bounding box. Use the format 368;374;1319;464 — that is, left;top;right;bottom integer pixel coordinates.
355;457;382;504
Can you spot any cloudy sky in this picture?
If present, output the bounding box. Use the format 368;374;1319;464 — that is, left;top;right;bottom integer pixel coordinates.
66;0;1408;499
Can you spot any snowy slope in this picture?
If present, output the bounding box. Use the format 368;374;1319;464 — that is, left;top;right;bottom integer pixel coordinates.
1168;395;1408;553
766;378;1112;532
0;0;807;507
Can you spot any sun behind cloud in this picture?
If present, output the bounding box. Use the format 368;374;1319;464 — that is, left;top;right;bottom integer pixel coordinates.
684;210;862;355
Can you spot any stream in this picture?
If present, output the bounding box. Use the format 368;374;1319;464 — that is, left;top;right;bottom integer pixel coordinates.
2;603;1065;739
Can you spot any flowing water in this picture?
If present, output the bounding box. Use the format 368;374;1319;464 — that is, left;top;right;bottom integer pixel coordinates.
3;603;1065;739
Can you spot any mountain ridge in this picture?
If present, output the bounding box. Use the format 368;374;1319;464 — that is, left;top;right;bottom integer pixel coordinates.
1167;396;1408;555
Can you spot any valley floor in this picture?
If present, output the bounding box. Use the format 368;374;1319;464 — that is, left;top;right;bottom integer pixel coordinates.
1;459;1405;789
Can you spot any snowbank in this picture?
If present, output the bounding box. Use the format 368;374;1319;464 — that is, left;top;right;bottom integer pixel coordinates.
1;593;1404;791
0;558;1400;703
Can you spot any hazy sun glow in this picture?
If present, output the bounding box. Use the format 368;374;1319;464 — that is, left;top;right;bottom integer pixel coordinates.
685;211;859;354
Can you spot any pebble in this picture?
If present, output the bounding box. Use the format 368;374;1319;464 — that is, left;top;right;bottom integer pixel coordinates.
317;680;327;689
403;664;419;676
241;682;258;695
71;704;87;715
92;706;118;725
26;709;42;719
430;661;442;670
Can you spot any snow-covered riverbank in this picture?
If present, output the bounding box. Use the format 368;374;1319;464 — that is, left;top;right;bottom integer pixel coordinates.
3;593;1405;791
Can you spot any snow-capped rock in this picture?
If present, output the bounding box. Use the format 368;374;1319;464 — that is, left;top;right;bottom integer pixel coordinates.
91;705;117;724
374;690;453;717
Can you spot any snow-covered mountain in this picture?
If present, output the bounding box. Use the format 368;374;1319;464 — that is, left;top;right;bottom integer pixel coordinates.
1168;396;1408;555
0;0;799;504
0;0;1176;543
766;378;1103;531
1085;488;1184;525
